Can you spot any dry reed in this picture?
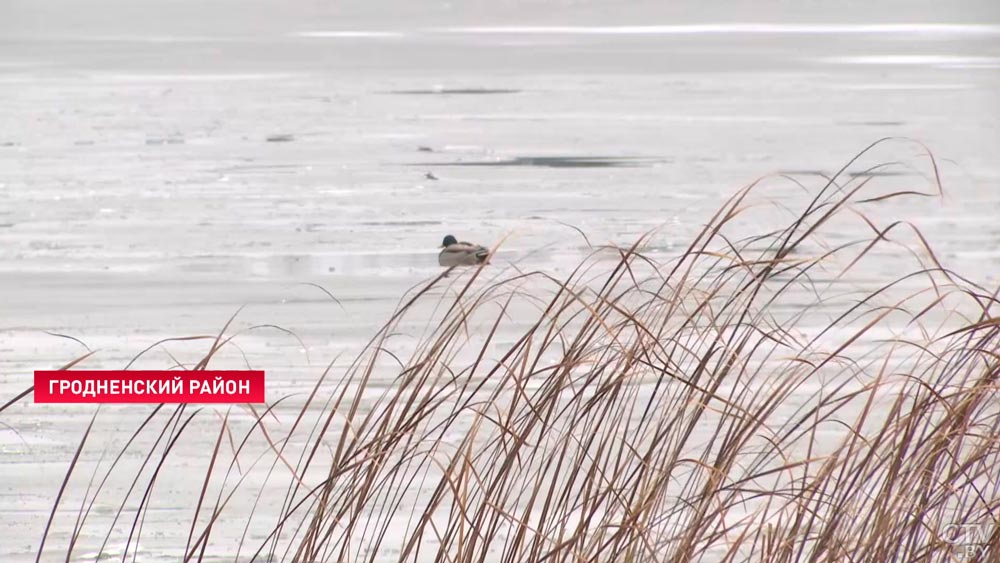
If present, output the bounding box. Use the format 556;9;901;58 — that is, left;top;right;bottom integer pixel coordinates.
4;139;998;563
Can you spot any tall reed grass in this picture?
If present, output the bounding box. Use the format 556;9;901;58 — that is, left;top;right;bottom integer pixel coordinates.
5;139;998;562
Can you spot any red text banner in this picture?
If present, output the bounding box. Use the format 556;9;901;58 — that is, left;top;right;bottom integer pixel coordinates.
33;371;266;403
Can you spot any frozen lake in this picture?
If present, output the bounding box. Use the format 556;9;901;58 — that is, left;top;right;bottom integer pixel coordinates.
1;3;999;561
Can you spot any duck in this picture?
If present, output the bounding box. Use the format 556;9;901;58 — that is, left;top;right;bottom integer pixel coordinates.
438;234;489;267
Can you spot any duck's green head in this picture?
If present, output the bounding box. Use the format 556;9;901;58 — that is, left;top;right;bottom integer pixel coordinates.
442;235;458;247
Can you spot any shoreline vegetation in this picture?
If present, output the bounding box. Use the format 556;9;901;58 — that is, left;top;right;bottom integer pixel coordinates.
4;139;999;562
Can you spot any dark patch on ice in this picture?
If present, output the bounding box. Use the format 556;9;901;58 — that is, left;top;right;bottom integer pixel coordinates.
266;134;296;143
417;156;660;168
848;170;910;177
530;208;647;213
778;169;908;178
1;141;20;147
228;163;301;170
417;146;434;152
840;120;906;127
145;137;184;145
359;220;441;226
777;170;826;176
387;88;521;95
216;163;305;174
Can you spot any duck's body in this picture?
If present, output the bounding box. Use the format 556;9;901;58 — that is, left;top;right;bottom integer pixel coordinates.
438;235;489;267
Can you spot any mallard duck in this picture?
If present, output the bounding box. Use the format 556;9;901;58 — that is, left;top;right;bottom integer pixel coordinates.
438;235;489;267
